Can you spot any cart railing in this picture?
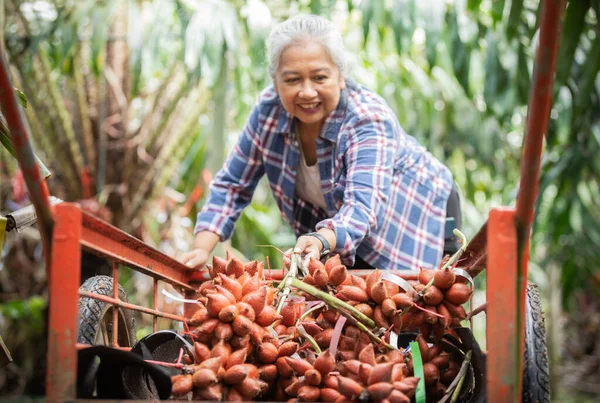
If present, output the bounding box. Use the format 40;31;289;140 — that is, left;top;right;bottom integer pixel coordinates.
46;202;208;401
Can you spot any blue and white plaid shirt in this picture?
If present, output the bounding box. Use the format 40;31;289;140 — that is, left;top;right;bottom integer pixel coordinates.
195;80;453;270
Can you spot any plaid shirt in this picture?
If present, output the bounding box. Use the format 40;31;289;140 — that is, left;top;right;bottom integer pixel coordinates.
195;80;453;270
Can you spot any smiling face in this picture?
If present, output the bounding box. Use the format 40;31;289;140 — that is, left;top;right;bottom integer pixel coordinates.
274;41;346;135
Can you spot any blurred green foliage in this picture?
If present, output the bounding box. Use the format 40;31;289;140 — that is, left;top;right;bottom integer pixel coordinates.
0;297;45;335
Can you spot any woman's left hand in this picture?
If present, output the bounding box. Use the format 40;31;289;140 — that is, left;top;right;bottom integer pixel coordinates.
293;229;336;268
293;236;323;268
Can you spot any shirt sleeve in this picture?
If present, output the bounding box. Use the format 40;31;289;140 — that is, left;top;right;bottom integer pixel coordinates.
316;117;395;265
194;104;265;240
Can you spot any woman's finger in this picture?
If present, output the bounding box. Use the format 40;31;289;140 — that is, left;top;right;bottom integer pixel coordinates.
294;235;315;254
303;253;318;269
185;257;202;269
178;251;194;264
178;249;209;269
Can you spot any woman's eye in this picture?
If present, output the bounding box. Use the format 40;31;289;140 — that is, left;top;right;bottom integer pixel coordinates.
314;75;327;81
285;78;299;83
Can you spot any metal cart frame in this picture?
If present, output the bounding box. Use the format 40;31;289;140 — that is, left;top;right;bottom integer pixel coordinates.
0;0;566;401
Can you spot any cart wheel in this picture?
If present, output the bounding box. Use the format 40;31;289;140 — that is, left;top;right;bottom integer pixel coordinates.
523;282;551;403
77;276;137;347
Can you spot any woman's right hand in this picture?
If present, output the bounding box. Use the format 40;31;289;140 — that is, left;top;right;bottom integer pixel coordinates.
178;230;220;269
179;248;211;269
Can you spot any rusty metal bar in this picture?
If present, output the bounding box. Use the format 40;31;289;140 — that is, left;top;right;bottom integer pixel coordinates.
512;1;565;401
462;221;488;278
487;207;520;402
79;290;191;323
46;204;81;402
80;211;196;292
111;262;119;347
0;48;54;270
153;279;158;333
515;0;565;233
514;0;565;342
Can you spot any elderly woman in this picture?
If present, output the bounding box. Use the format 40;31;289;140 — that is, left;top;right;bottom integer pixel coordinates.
180;15;455;271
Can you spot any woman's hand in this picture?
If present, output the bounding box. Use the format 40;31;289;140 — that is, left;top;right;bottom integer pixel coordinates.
294;229;336;268
178;231;220;269
293;237;322;268
179;248;211;269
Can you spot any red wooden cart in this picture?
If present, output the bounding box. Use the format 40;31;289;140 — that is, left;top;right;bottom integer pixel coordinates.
0;0;565;401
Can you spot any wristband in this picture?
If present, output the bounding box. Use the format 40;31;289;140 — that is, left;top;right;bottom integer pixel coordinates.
306;232;331;258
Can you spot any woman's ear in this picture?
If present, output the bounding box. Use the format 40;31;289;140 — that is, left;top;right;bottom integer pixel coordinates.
340;78;346;90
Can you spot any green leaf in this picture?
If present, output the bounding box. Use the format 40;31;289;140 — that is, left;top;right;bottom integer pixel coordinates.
569;199;583;233
446;6;471;94
574;34;600;113
555;0;590;85
401;58;434;98
310;0;323;15
506;0;524;40
15;88;27;108
483;31;499;108
360;0;375;45
516;42;530;104
0;121;52;179
89;3;117;76
491;0;506;25
467;0;482;13
390;0;416;55
419;0;446;68
410;341;426;403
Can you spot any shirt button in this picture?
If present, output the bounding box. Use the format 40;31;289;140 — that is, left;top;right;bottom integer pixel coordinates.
288;164;295;172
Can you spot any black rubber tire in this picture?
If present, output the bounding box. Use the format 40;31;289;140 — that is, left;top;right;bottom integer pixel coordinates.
522;282;551;403
77;275;137;347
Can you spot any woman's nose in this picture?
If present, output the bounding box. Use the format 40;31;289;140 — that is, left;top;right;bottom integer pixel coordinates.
299;83;317;98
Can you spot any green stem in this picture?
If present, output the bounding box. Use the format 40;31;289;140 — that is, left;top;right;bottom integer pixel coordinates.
276;254;300;314
440;229;468;271
397;305;414;319
296;324;321;354
290;278;376;329
451;350;472;403
337;308;395;350
300;302;325;320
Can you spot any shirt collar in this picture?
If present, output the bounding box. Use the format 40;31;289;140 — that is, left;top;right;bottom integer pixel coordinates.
274;80;351;143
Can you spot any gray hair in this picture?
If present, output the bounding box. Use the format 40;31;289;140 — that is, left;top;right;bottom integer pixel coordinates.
266;15;347;80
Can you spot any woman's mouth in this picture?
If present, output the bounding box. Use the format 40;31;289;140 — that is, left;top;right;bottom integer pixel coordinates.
298;102;321;114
